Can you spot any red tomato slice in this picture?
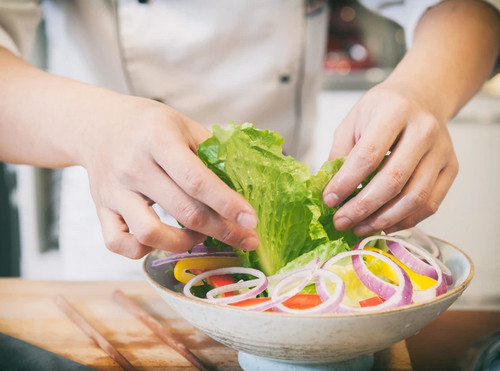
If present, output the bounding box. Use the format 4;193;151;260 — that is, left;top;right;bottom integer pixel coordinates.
231;297;271;307
231;294;322;311
359;296;385;307
282;294;322;309
206;274;236;297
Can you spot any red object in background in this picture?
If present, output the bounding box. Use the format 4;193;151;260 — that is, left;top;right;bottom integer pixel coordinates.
324;1;374;73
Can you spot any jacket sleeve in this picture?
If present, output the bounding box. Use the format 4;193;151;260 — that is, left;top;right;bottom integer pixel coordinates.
358;0;500;48
0;0;43;58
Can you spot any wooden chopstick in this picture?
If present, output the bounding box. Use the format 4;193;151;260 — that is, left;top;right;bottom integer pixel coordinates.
112;289;210;371
54;295;137;371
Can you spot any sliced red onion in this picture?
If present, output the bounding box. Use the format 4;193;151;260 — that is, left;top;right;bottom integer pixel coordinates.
190;243;210;254
353;253;396;300
179;232;451;313
273;269;345;314
323;250;413;313
269;268;316;301
236;267;319;312
396;230;453;284
237;261;323;312
267;258;321;283
348;241;400;300
151;249;238;267
207;279;266;305
359;236;437;279
183;267;267;304
408;227;441;258
358;235;447;303
435;257;453;286
389;240;438;279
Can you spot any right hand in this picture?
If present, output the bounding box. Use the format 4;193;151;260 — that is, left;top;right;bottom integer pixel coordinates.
78;96;259;259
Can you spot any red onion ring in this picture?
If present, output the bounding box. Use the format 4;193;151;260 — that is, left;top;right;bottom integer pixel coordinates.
152;247;237;267
206;279;264;305
179;232;452;313
269;268;316;304
358;235;447;303
183;267;267;304
435;257;453;286
388;229;452;284
358;236;436;279
272;269;345;314
390;228;441;259
267;258;321;285
237;263;323;312
323;250;413;312
350;249;398;300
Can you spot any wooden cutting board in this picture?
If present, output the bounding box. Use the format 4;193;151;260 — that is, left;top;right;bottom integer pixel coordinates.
0;279;412;370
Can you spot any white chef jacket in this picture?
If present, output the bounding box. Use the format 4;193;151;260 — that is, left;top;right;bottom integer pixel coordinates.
1;0;495;280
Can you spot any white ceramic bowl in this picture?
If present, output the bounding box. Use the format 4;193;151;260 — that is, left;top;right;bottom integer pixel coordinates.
143;236;473;370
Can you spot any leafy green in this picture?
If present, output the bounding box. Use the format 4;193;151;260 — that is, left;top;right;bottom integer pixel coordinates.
276;239;350;275
188;281;214;298
197;123;366;276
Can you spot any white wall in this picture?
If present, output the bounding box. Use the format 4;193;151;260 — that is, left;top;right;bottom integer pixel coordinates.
314;90;500;310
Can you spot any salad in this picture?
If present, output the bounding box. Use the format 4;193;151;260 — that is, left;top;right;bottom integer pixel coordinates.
152;123;453;314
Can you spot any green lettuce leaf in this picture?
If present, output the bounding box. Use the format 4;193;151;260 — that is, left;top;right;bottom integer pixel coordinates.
276;238;350;275
197;122;365;276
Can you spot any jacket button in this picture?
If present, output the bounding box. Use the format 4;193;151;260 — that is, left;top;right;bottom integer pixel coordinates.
137;0;149;4
280;75;291;84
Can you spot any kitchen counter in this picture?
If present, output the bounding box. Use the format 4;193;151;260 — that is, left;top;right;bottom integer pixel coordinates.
0;279;498;370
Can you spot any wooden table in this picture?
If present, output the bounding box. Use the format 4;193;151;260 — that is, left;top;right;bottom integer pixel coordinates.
0;279;498;370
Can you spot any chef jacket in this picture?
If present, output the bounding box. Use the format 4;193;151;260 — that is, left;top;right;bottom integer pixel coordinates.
1;0;495;279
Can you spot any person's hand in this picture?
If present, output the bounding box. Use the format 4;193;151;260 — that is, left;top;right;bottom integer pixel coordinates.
78;97;259;259
322;81;459;236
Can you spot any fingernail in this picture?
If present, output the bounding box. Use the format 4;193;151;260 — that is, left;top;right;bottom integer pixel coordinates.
237;212;257;230
240;236;259;251
354;224;374;236
335;216;352;230
324;193;341;208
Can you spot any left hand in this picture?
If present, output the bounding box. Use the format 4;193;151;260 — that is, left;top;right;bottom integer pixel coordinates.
322;81;459;236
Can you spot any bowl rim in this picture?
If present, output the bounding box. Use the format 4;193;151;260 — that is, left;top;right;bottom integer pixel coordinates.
143;235;474;318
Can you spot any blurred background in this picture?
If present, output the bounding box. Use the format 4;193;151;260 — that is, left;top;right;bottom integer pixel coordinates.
1;0;499;309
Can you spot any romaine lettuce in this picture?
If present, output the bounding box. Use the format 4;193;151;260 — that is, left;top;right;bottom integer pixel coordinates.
197;123;363;276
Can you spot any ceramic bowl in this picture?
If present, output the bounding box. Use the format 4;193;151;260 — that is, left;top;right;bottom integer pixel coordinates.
143;236;473;371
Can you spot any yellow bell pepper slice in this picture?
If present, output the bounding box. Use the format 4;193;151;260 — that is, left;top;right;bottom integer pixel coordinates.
173;257;241;286
364;247;437;290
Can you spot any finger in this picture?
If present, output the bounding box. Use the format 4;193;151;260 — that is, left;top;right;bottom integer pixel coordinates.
323;112;404;208
177;113;213;145
118;192;208;253
151;132;258;231
351;150;444;235
133;163;259;251
99;191;206;256
328;113;356;161
332;120;433;230
98;207;154;259
384;158;458;233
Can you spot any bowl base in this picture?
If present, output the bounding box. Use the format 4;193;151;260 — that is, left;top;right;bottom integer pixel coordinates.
238;352;374;371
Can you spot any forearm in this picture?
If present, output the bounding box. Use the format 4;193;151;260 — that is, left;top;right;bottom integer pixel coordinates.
0;47;259;255
0;47;136;168
385;0;500;123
